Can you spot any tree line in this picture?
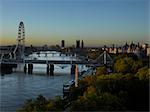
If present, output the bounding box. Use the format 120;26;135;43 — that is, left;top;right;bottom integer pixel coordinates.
17;53;149;111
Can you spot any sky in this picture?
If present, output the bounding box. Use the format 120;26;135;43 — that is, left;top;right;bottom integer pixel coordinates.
0;0;149;47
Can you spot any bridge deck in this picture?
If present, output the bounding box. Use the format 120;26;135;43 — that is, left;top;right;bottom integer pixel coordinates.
0;59;97;65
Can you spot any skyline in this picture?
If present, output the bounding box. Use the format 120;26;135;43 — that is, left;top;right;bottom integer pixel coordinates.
0;0;149;46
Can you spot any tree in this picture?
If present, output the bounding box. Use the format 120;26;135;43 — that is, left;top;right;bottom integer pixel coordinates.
17;95;64;112
136;66;149;80
70;91;125;111
96;66;107;75
114;57;134;73
87;51;102;60
131;60;143;73
53;96;64;110
82;75;94;86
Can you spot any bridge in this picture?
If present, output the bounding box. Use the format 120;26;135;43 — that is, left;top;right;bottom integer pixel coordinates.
1;59;97;65
1;49;113;65
0;21;113;75
0;50;113;75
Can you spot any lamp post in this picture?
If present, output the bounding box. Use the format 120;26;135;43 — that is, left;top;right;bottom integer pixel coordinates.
75;64;78;87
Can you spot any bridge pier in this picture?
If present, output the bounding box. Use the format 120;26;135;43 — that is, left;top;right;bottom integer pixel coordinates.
45;53;47;57
46;64;50;75
71;64;76;75
50;64;54;76
37;53;40;57
24;64;27;74
0;63;16;75
52;53;54;57
28;63;33;74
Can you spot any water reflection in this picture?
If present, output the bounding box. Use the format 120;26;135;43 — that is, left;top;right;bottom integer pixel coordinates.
0;51;89;111
0;73;74;111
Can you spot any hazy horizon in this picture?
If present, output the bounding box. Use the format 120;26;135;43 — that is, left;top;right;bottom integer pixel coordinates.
0;0;149;46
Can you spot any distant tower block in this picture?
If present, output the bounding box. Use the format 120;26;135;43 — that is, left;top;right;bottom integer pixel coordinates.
81;40;84;49
112;44;115;50
76;40;80;48
61;40;65;48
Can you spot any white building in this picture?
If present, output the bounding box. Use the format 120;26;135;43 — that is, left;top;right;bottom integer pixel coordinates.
147;47;150;56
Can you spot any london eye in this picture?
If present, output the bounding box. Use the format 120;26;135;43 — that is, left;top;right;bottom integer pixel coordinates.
13;21;25;60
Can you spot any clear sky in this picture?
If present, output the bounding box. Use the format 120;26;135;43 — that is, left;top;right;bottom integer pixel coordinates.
0;0;149;47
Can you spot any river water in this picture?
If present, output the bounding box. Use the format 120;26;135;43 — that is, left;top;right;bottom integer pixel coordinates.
0;51;89;112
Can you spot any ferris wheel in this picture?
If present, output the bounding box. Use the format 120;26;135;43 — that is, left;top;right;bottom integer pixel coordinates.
13;21;25;60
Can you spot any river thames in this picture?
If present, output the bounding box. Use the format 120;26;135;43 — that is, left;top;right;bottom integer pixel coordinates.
0;51;89;111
